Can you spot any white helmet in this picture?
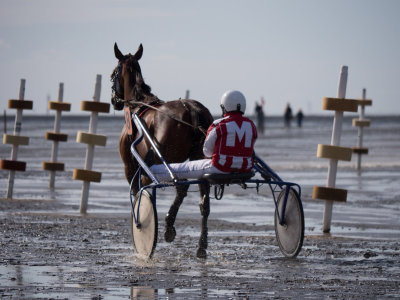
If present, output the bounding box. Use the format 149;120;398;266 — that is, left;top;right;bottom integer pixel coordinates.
220;90;246;114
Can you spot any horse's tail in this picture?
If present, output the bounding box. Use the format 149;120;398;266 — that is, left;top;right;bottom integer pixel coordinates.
185;100;214;160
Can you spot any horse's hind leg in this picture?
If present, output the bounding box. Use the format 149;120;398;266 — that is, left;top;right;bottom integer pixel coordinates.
196;182;210;259
164;184;189;243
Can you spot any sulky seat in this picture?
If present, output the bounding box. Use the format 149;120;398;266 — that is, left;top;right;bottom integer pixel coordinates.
201;171;254;185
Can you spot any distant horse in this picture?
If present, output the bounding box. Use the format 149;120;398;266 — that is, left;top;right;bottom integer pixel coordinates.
111;43;214;258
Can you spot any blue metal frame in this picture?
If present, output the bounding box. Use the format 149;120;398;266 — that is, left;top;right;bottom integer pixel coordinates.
128;112;302;228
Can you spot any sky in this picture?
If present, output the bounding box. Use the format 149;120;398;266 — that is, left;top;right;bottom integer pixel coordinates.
1;0;399;117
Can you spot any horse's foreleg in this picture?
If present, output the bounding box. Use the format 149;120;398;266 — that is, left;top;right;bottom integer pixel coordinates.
164;184;189;243
196;182;210;259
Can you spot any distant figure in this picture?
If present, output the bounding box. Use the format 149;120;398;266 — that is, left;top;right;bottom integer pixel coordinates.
296;109;304;128
284;103;293;128
254;98;265;134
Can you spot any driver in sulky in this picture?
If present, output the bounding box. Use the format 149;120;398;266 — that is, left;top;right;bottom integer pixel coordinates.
149;90;258;181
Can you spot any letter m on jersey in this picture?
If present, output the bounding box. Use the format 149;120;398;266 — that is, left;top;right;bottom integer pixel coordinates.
225;121;253;148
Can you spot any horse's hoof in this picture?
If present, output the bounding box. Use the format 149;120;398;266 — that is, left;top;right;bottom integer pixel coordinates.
196;248;207;259
164;226;176;243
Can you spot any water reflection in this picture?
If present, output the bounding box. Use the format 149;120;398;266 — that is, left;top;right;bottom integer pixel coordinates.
130;285;252;299
128;259;251;299
130;286;174;298
1;264;90;285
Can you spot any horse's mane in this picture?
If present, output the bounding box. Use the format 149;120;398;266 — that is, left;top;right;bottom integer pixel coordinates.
133;75;156;102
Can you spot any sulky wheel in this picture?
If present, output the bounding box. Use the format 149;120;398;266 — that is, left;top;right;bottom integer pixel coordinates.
274;188;304;258
130;190;158;258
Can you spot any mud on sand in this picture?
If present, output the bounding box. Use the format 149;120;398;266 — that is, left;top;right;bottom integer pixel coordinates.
1;198;399;299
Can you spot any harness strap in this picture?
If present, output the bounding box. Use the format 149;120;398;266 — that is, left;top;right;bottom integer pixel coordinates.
137;100;163;117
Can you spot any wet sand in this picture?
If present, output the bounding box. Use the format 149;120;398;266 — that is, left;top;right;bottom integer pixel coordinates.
1;116;399;298
1;198;399;299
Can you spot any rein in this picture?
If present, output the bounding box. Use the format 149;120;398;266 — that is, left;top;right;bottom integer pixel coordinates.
124;99;207;136
111;61;207;136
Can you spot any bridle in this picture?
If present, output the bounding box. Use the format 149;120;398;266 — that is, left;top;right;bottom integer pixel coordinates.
111;56;149;110
110;61;125;110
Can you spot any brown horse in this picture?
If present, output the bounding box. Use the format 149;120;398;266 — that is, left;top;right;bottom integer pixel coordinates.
111;43;214;258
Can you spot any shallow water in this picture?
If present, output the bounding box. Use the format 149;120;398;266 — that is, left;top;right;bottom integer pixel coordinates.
1;115;400;240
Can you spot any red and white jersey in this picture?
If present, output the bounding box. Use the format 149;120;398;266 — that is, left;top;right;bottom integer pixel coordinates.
203;112;257;173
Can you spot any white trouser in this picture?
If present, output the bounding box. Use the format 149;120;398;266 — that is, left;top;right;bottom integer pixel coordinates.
149;159;226;182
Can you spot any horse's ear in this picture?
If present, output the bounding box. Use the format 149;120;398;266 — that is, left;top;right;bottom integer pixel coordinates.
133;44;143;61
114;42;125;61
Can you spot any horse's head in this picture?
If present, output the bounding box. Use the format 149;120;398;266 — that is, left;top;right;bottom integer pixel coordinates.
111;43;153;110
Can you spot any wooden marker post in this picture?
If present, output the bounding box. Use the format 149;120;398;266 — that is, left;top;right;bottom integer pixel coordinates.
352;88;372;174
1;79;33;199
3;110;6;133
42;83;71;188
312;66;359;233
73;75;110;213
